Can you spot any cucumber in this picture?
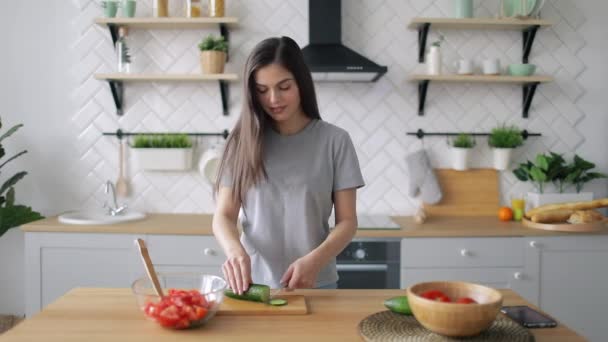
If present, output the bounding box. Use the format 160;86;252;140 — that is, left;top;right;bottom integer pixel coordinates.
224;284;270;303
384;296;412;315
269;299;288;306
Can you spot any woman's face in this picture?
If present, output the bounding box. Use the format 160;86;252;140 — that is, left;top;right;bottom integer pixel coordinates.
254;63;302;123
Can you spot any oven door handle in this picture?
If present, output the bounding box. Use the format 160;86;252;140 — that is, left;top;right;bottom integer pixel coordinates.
336;264;388;271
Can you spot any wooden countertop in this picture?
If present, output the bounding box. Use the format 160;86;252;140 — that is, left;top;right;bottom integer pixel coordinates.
21;213;608;237
1;288;583;342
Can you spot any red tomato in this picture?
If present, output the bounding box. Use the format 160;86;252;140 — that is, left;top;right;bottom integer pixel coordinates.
194;306;208;320
421;290;450;302
456;297;477;304
436;295;451;302
143;288;210;329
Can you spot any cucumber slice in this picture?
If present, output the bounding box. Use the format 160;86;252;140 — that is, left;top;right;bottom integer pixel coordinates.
269;298;288;306
224;284;270;303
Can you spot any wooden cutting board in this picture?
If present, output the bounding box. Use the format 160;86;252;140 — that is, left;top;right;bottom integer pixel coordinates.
424;169;500;217
217;295;308;315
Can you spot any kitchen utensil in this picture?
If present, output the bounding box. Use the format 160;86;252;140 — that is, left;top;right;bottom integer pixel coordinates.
482;58;501;75
358;311;532;341
115;139;129;197
508;63;536;76
218;294;308;315
407;281;503;337
423;169;500;217
522;217;607;233
134;239;163;297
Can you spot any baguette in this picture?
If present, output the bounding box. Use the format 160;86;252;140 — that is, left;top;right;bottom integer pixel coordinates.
525;198;608;219
567;210;605;224
531;209;575;223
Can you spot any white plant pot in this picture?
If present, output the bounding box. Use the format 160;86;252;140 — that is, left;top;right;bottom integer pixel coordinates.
492;148;513;171
451;147;471;171
132;148;193;171
527;192;594;209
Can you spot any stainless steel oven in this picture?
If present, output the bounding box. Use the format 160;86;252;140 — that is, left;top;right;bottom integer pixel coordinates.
336;239;400;289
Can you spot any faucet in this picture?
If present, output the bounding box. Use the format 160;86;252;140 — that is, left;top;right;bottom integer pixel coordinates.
103;181;128;216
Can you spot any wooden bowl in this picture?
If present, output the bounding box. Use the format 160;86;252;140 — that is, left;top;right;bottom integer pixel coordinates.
407;281;503;337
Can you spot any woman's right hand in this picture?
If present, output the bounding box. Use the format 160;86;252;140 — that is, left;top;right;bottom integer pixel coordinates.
222;249;252;295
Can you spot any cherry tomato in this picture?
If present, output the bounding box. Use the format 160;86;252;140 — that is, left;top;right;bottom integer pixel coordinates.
421;290;451;302
456;297;477;304
143;289;210;329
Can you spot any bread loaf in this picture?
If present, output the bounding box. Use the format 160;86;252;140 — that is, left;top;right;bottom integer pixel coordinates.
525;198;608;219
567;210;605;224
531;209;575;223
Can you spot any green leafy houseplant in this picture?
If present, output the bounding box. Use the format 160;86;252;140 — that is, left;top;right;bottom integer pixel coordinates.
0;118;44;237
488;124;523;148
132;134;192;149
198;35;228;53
564;155;607;193
513;152;566;193
451;134;475;148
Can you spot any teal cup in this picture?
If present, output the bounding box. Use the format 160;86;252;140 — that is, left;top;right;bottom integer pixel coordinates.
122;0;136;17
102;1;118;17
508;63;536;76
454;0;473;18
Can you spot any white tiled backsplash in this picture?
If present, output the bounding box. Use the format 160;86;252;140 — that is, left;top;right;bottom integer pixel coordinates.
71;0;594;214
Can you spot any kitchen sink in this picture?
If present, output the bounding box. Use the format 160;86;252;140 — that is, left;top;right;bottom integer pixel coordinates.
58;210;146;225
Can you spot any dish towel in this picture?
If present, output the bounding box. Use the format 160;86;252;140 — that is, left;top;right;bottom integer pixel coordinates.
406;149;442;204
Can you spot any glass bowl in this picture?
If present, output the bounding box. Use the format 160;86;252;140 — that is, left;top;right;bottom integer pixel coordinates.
131;272;227;329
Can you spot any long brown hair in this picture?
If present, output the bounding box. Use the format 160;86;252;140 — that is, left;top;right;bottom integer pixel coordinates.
214;36;321;203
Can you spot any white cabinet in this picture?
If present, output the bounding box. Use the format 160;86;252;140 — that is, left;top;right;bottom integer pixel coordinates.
25;233;224;317
524;236;608;342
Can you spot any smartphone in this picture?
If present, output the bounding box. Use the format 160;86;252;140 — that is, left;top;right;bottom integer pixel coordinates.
501;305;558;328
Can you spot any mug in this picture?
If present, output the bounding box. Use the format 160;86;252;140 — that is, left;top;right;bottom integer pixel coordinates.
101;0;119;17
453;59;474;75
482;58;501;75
198;142;224;185
122;0;136;17
454;0;474;18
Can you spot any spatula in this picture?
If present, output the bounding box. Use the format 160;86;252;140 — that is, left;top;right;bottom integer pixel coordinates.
135;238;164;297
115;139;129;197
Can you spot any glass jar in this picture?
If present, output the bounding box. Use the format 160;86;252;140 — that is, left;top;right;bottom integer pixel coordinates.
208;0;224;17
186;0;202;17
116;27;132;73
153;0;169;17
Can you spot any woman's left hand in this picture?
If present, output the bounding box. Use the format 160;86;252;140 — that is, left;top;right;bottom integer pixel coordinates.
280;254;323;289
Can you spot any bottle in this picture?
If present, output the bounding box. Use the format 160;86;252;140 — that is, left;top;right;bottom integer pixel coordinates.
153;0;169;17
116;27;132;73
427;45;441;75
186;0;202;17
209;0;224;17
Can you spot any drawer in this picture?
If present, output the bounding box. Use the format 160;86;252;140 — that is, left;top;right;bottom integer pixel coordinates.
401;237;523;268
146;235;225;266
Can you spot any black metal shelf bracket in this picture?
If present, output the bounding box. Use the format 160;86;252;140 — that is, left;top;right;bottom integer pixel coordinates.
407;129;542;139
219;23;230;62
418;80;430;116
219;80;229;116
417;23;431;63
522;25;540;63
523;82;539;119
108;24;120;46
108;80;124;115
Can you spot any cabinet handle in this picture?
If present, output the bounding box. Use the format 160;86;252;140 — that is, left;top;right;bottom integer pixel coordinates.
203;248;216;256
529;241;539;248
460;249;470;257
514;272;523;280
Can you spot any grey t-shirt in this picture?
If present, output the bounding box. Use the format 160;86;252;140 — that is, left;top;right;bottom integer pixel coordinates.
222;119;364;288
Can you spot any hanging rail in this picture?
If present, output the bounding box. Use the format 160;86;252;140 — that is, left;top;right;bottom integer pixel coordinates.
406;129;541;139
103;129;230;140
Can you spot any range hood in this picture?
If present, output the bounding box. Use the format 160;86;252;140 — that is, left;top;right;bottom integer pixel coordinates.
301;0;388;82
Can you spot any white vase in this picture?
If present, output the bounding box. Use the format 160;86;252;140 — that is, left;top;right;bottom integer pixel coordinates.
427;46;442;75
451;147;471;171
132;148;193;171
527;192;594;209
492;148;513;171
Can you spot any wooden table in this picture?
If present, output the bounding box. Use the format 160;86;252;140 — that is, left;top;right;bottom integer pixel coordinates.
0;288;584;341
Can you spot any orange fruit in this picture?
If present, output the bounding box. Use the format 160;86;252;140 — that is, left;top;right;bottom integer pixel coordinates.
498;207;513;221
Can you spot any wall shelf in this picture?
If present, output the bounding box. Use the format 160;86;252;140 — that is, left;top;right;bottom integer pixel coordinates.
409;74;553;118
94;73;238;115
408;17;552;63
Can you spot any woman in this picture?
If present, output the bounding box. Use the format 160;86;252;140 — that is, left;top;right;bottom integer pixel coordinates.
212;36;364;295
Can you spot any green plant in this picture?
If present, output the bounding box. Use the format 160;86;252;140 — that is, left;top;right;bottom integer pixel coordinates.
488;124;524;148
513;152;566;193
431;35;445;47
132;134;193;148
0;118;44;237
564;155;607;193
198;35;228;53
450;134;475;148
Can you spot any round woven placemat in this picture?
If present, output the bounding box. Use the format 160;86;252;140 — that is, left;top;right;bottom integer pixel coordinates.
358;311;534;342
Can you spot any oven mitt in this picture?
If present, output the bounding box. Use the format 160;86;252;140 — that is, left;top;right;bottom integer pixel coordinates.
406;149;442;204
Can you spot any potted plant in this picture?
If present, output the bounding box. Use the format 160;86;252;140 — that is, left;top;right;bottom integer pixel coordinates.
131;134;194;171
198;35;228;74
488;124;524;171
449;133;475;171
513;153;604;208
